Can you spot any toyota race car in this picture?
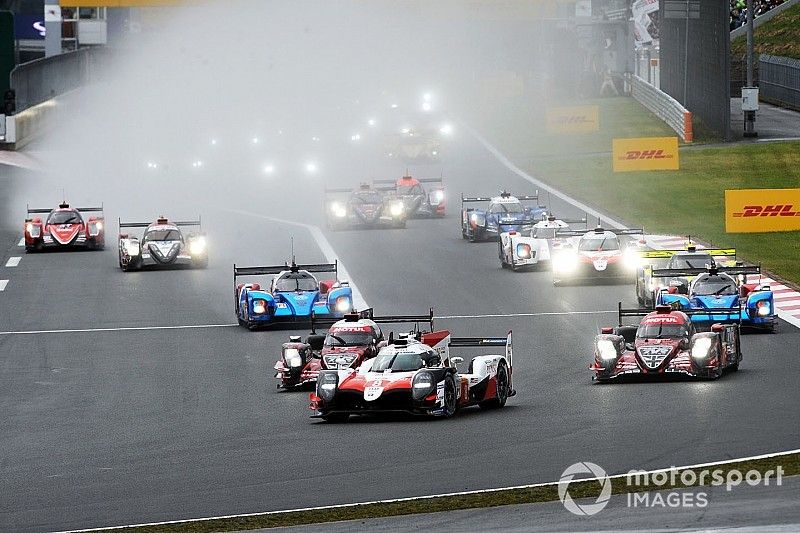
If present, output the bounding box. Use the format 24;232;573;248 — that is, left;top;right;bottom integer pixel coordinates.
591;304;742;381
654;260;776;331
551;226;645;285
24;202;105;252
274;308;435;389
498;214;587;271
325;184;407;230
309;330;515;422
461;191;546;242
374;175;445;218
118;217;208;271
234;261;353;330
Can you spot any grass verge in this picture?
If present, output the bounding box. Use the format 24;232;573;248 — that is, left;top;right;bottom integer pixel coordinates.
87;452;800;532
731;2;800;60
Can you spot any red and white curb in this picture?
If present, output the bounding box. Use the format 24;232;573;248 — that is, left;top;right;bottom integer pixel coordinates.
647;234;800;329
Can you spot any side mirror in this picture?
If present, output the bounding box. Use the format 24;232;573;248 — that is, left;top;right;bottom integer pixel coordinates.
451;357;464;366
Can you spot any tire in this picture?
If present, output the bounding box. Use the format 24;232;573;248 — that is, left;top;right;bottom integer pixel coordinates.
469;228;484;243
441;375;457;418
480;362;509;409
730;362;740;372
237;317;247;327
322;412;349;423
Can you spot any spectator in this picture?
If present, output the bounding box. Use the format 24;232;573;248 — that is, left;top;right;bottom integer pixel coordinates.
731;0;786;29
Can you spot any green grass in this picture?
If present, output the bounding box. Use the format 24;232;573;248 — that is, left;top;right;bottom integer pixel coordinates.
732;3;800;60
532;142;800;284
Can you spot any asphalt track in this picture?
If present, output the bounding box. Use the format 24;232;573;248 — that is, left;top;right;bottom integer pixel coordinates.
2;131;800;532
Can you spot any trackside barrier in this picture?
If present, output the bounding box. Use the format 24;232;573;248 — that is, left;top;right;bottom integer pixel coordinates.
759;54;800;111
631;75;693;142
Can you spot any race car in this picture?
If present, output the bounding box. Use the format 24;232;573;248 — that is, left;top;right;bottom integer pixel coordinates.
309;329;515;422
498;214;587;271
233;261;353;330
654;260;776;331
24;202;105;252
635;244;737;307
374;175;445;218
325;184;407;230
460;191;547;242
118;217;207;271
274;308;435;390
590;304;742;381
550;226;645;285
385;127;442;162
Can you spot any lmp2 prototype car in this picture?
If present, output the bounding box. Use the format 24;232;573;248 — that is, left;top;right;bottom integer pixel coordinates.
654;260;776;331
374;175;445;218
234;261;353;330
274;308;435;389
24;202;105;252
551;226;645;285
325;184;407;230
635;245;737;307
118;217;208;271
309;330;515;422
591;304;742;382
461;191;547;242
498;214;587;271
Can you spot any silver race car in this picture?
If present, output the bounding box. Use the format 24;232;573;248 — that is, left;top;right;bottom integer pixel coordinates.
118;217;208;271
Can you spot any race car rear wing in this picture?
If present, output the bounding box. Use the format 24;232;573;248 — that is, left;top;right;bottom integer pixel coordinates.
650;264;760;278
450;331;513;370
234;261;338;278
555;226;644;238
27;203;104;214
311;307;435;333
324;187;354;194
637;248;737;260
617;302;743;326
119;217;202;229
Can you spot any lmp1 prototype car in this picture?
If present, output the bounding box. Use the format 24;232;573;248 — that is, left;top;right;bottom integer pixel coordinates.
118;217;208;271
461;191;547;242
24;202;105;252
234;261;353;330
374;175;445;218
309;330;515;422
274;308;435;389
591;304;742;381
635;245;737;307
654;260;776;331
498;214;587;271
551;226;645;285
325;184;407;230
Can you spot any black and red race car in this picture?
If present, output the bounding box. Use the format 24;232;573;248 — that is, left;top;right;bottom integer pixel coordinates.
590;304;743;382
274;309;435;390
373;175;445;218
24;202;105;252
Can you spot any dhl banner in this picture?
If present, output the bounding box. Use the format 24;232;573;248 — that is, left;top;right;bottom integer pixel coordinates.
725;188;800;233
546;105;599;134
612;137;679;172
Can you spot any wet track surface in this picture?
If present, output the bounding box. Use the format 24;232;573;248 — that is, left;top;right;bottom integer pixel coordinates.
2;134;800;532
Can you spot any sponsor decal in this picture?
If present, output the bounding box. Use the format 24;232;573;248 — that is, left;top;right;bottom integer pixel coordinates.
643;315;681;324
546;105;600;134
613;137;679;172
725;189;800;233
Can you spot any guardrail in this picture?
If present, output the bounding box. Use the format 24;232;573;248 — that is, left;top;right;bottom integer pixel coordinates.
631;75;693;142
759;54;800;110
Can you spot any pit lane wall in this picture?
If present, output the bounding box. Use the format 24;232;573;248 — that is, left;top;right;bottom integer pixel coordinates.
631;75;693;142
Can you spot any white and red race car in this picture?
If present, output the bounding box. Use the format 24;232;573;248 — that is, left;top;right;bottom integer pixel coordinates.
309;329;515;422
24;202;105;252
498;214;586;271
551;226;645;285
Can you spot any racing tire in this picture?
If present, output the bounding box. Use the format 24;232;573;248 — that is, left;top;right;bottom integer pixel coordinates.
441;375;457;418
480;362;509;409
469;228;484;243
321;413;349;423
237;317;247;328
730;362;740;372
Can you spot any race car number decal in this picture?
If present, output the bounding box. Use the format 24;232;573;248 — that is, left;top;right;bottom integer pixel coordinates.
364;386;384;401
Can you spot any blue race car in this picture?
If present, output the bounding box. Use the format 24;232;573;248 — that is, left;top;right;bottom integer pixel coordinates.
234;261;354;330
654;261;776;332
461;191;547;242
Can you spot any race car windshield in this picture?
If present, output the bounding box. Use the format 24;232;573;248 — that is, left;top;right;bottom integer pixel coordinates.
325;331;373;346
371;352;423;372
670;254;713;269
274;272;318;292
693;277;738;296
352;192;382;204
637;323;688;339
143;229;182;242
579;236;620;251
397;184;423;195
47;211;83;225
490;202;523;214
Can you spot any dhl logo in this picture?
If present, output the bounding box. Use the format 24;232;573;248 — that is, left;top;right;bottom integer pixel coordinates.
733;204;800;217
619;150;674;160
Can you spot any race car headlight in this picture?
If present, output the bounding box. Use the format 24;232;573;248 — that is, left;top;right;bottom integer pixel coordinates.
316;372;339;402
430;190;444;204
412;371;436;401
553;251;578;272
283;348;303;368
189;237;207;255
596;339;619;361
691;337;714;360
623;248;641;270
390;202;404;217
253;299;267;315
335;296;351;313
125;242;140;256
756;300;771;317
26;223;41;238
516;243;532;259
330;202;347;218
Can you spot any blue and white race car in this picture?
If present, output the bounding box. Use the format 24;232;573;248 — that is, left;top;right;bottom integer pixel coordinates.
460;191;546;242
233;261;354;330
655;261;776;332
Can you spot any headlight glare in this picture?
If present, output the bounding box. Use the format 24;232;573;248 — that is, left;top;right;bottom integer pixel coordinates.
284;348;303;368
691;337;713;360
253;299;267;314
391;202;404;217
756;301;771;316
596;339;618;361
335;296;351;313
189;237;207;255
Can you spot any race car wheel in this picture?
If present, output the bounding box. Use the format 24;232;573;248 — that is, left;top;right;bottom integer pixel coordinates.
322;412;349;423
237;317;247;328
469;228;484;243
442;375;457;418
480;362;509;409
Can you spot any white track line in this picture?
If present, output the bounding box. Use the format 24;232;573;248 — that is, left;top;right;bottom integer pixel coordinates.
57;447;800;533
0;323;238;336
17;237;24;247
5;256;21;267
224;208;369;311
0;280;8;292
